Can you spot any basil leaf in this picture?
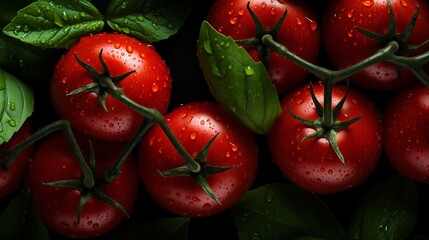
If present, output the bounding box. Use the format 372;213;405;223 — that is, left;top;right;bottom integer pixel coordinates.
197;21;282;135
0;68;33;144
106;0;192;42
2;0;104;48
348;174;418;240
232;183;346;240
0;189;50;240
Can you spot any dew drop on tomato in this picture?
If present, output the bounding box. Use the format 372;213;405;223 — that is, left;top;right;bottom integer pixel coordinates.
362;0;374;7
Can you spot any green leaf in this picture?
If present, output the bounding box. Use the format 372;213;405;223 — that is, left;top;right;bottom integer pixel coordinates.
232;183;346;240
112;217;190;240
348;174;418;240
106;0;193;42
0;68;33;144
0;189;50;240
197;21;282;135
2;0;104;48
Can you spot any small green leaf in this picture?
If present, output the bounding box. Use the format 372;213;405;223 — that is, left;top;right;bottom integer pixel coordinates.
2;0;104;48
106;0;193;42
0;189;50;240
232;183;346;240
348;174;418;240
197;21;282;135
0;68;33;144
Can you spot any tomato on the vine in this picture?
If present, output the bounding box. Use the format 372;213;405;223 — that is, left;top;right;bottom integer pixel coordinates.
26;132;138;239
0;120;32;198
137;101;258;217
268;81;383;194
206;0;320;95
383;82;429;183
50;32;172;142
322;0;429;91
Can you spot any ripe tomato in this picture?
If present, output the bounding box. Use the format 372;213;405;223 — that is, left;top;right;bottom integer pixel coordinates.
137;101;258;217
26;132;138;239
50;32;172;142
268;81;383;194
206;0;320;95
0;120;32;198
322;0;429;91
383;82;429;183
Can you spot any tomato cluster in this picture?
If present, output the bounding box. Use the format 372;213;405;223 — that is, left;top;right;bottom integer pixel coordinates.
1;0;429;239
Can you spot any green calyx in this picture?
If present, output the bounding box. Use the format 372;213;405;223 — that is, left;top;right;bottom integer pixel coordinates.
69;49;136;111
235;2;287;68
44;141;129;223
356;0;429;55
289;82;361;164
159;133;235;205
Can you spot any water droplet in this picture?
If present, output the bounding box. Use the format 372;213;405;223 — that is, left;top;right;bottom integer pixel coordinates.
8;120;16;127
401;0;408;7
264;185;275;203
114;43;121;49
151;83;159;93
229;17;238;25
244;65;254;76
305;17;317;31
347;9;354;18
230;143;238;152
9;102;16;111
190;132;198;140
203;40;213;54
261;2;267;9
362;0;374;7
296;17;303;25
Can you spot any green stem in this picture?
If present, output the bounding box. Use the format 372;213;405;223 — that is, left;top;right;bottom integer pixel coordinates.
388;51;429;86
104;119;154;183
261;34;400;84
3;119;95;189
100;77;201;173
322;82;334;129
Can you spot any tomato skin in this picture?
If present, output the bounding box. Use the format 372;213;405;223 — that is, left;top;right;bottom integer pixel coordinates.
26;133;138;239
268;82;383;194
138;102;258;217
383;83;429;183
322;0;429;91
50;32;172;142
0;121;33;198
206;0;320;95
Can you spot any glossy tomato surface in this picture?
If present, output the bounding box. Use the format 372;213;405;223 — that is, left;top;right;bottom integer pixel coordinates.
0;120;32;198
322;0;429;90
206;0;321;95
26;133;138;239
268;81;383;194
50;32;172;142
138;101;258;217
383;82;429;183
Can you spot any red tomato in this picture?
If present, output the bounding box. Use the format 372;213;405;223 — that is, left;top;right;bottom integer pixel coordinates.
206;0;321;95
383;82;429;183
26;133;138;239
50;32;172;142
0;120;33;198
268;81;383;194
137;101;258;217
322;0;429;91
